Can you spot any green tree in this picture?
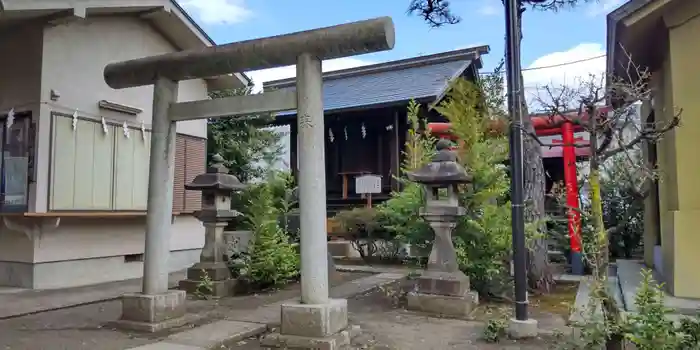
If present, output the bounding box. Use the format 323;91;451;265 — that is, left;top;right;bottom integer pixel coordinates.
380;80;516;296
207;87;285;183
436;78;514;297
377;100;435;254
405;0;600;291
242;181;300;288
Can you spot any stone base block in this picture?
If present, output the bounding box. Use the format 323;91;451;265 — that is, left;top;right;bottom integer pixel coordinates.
406;290;478;318
416;270;470;297
281;299;348;338
507;318;538;339
110;317;188;333
328;241;352;257
186;262;231;281
178;278;236;297
260;330;350;350
112;291;187;332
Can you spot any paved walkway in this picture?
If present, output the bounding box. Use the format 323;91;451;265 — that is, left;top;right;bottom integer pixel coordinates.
0;265;576;349
125;272;407;350
616;259;700;315
0;271;185;319
0;270;406;350
335;264;421;275
0;264;407;320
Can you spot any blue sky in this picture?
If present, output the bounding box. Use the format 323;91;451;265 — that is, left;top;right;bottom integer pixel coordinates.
179;0;623;93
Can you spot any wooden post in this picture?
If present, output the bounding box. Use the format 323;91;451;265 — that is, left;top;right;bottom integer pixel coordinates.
390;110;400;192
342;174;348;199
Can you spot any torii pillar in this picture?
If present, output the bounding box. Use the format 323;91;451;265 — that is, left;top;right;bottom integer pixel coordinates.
103;17;395;345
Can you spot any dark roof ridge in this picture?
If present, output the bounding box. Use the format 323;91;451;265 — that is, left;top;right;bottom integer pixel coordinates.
264;45;490;89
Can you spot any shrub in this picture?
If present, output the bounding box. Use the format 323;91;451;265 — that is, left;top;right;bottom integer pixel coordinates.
624;270;686;350
623;271;700;349
601;153;644;259
236;181;300;288
563;269;700;350
678;316;700;349
372;100;435;260
334;207;401;261
482;318;508;343
228;170;298;237
454;202;512;297
377;182;433;254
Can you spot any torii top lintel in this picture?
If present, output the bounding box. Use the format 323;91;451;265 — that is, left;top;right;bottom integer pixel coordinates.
104;17;395;90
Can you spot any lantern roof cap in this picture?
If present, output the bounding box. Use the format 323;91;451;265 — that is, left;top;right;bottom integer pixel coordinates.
407;139;473;185
185;154;247;191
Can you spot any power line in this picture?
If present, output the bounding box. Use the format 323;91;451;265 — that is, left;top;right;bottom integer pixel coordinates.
479;54;606;75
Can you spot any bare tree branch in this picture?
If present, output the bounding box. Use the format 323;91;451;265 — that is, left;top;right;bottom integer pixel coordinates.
526;0;597;12
407;0;599;28
600;112;681;161
407;0;460;27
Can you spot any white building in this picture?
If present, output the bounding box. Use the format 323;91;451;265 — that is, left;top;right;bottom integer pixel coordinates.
0;0;249;289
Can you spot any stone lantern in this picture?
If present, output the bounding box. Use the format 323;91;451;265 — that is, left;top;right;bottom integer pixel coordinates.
406;139;478;318
179;154;246;297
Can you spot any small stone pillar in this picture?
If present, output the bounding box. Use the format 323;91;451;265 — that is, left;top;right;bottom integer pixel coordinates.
179;154;246;297
406;139;478;318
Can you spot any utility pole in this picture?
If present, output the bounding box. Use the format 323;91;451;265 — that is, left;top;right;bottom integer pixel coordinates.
504;0;529;323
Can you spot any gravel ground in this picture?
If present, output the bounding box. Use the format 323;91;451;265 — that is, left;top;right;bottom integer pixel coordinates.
0;272;368;350
229;279;568;350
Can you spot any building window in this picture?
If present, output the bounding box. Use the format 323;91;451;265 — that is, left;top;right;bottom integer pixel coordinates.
173;134;205;213
48;112;204;213
0;112;32;212
49;113;147;211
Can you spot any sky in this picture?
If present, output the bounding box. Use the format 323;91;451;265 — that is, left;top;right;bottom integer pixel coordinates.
177;0;625;102
175;0;626;168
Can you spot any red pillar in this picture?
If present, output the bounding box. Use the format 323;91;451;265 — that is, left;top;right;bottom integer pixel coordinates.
561;122;581;254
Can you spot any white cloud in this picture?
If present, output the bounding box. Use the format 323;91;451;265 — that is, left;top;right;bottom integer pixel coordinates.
478;2;500;16
246;57;375;92
522;43;607;109
586;0;625;17
178;0;251;25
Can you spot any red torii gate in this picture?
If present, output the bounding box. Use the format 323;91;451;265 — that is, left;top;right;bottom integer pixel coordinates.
427;106;610;273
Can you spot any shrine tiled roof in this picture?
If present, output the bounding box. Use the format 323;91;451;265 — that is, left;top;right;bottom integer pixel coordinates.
264;46;489;120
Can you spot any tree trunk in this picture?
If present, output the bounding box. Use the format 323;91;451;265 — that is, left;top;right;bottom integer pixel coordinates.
518;7;552;292
588;106;623;349
588;107;609;280
522;115;552;291
591;169;624;350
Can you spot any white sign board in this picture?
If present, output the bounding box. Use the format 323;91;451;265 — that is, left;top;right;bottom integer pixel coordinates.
355;174;382;194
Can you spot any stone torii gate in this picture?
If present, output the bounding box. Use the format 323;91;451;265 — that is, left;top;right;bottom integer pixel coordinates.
104;17;395;347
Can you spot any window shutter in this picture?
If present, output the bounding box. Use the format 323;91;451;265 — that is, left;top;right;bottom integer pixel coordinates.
172;135;186;213
183;137;205;213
